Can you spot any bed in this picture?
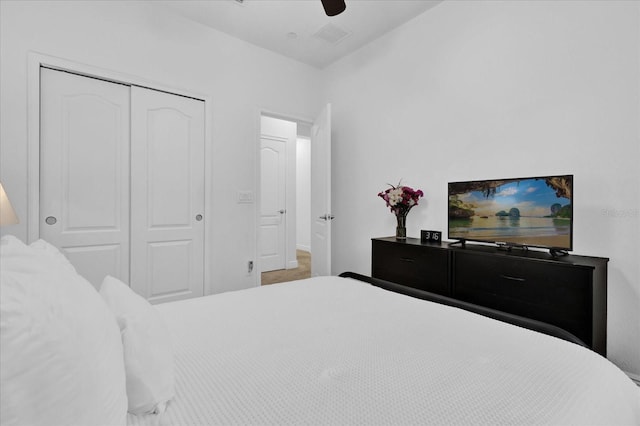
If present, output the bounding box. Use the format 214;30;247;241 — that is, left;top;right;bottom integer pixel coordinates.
2;235;640;426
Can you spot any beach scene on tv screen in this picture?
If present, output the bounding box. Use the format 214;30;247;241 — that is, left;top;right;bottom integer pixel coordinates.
448;176;572;249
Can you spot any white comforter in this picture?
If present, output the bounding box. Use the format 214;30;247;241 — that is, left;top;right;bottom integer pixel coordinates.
128;276;640;425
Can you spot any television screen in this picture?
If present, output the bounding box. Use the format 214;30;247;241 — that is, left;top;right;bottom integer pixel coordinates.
448;175;573;251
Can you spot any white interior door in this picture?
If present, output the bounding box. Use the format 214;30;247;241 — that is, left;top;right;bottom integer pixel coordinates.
260;136;287;272
259;115;297;272
40;68;131;289
310;104;332;276
130;86;205;303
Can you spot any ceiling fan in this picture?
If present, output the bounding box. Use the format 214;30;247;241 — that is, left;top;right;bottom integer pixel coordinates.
321;0;346;16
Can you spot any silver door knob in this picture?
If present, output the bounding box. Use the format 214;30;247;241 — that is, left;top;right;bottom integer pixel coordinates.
45;216;57;225
279;209;286;214
195;214;203;221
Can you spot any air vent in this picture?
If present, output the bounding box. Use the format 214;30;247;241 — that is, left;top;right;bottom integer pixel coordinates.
313;23;351;45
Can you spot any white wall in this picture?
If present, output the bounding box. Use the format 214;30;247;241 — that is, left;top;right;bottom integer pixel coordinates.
1;0;638;376
324;1;640;375
0;1;322;293
296;137;311;252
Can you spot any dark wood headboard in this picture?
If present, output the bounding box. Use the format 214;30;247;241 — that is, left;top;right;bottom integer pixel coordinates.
338;271;587;349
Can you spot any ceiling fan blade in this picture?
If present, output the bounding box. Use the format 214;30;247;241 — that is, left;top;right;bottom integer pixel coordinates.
321;0;346;17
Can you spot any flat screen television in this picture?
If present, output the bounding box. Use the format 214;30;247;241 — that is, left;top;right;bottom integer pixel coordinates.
448;175;573;253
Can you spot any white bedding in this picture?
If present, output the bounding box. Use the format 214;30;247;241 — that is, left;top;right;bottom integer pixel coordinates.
128;276;640;426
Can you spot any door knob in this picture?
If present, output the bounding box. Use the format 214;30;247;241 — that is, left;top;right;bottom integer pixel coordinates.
279;209;286;214
319;214;335;221
195;214;203;221
45;216;57;225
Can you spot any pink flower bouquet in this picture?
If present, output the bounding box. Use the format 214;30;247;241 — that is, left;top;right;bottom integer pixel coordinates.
378;182;424;239
378;182;424;216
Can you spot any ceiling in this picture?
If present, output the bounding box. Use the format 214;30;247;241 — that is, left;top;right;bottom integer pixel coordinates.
159;0;442;69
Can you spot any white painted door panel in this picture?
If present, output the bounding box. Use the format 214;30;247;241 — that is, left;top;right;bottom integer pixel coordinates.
130;87;205;303
260;137;287;272
40;68;130;289
311;104;332;276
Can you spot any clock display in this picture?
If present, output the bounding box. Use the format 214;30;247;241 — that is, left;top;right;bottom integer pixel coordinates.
421;230;442;243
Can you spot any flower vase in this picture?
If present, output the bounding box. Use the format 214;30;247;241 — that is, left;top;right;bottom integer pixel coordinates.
395;213;407;240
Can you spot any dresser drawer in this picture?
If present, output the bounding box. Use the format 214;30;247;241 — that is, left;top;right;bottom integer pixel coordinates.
372;240;449;296
454;252;593;344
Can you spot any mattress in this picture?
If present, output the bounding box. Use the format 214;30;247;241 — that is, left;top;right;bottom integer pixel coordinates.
127;276;640;425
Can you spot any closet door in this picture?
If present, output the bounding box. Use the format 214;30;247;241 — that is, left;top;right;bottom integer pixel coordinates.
40;68;130;288
130;87;205;303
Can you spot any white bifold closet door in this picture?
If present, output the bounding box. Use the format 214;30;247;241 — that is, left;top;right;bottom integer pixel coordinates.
40;68;205;303
129;86;205;303
40;69;131;288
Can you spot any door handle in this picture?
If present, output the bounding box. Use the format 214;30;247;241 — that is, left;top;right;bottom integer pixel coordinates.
279;209;286;214
319;214;335;220
45;216;57;225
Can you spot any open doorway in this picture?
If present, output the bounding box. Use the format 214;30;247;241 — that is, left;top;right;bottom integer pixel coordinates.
259;114;312;285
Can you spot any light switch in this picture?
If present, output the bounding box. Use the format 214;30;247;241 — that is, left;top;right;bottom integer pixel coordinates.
237;190;254;204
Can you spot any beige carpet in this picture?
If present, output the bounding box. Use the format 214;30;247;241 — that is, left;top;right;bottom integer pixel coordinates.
261;250;311;285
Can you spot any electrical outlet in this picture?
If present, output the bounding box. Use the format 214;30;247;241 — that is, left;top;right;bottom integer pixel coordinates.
247;260;254;274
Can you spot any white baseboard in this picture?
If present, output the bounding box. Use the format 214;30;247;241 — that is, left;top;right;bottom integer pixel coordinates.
296;244;311;253
625;370;640;387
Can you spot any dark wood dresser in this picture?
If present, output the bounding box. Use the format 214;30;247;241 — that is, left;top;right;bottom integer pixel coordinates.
371;237;609;355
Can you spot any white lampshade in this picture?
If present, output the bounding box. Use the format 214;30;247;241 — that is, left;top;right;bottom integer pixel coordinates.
0;182;19;226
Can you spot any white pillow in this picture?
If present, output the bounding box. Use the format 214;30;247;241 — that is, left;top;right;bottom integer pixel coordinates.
0;235;127;426
29;238;77;273
100;275;175;415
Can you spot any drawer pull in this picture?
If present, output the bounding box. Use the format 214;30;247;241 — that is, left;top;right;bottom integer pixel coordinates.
499;274;526;282
399;257;415;263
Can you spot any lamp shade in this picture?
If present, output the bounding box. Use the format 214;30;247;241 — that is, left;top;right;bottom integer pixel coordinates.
0;182;19;226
